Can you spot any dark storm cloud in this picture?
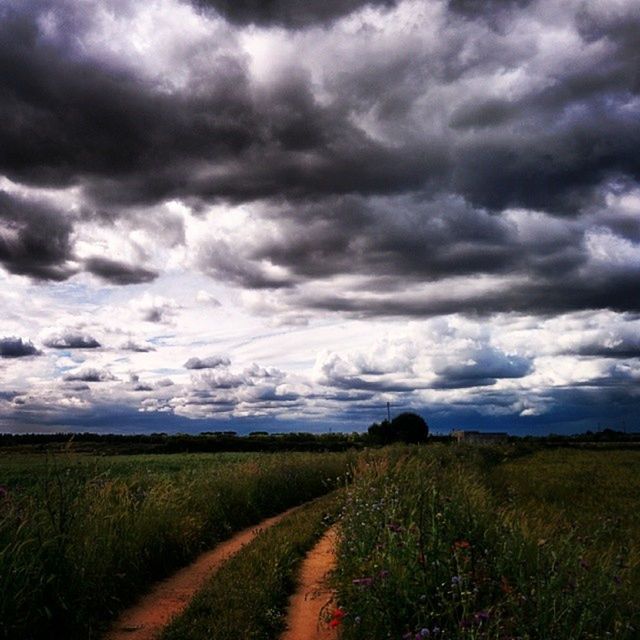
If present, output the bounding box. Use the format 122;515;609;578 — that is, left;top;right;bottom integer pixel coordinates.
568;327;640;359
576;345;640;359
84;256;158;285
448;0;532;17
228;193;640;318
1;0;638;214
0;1;257;200
0;337;41;358
451;109;640;215
193;0;397;27
0;190;76;281
0;0;639;319
43;331;101;349
248;196;530;281
0;1;404;208
432;347;532;389
296;268;640;319
184;355;231;369
197;239;298;289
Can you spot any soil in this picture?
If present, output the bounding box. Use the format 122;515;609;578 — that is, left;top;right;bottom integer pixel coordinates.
103;506;301;640
280;525;339;640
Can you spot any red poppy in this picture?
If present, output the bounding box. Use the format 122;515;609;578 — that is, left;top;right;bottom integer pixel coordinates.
329;608;346;627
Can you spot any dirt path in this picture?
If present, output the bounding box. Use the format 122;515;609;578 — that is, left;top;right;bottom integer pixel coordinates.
280;525;340;640
104;506;301;640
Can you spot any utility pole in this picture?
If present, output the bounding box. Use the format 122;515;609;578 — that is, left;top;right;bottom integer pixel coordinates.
386;401;391;423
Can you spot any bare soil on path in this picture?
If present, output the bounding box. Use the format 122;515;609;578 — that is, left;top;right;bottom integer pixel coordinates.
104;506;301;640
280;525;339;640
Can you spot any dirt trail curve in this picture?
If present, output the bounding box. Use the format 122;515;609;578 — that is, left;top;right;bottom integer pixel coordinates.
280;525;340;640
104;505;301;640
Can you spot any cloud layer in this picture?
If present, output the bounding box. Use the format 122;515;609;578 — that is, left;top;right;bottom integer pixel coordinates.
1;0;639;433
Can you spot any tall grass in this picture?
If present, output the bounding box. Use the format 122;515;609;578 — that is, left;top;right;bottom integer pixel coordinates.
333;445;639;640
0;451;350;640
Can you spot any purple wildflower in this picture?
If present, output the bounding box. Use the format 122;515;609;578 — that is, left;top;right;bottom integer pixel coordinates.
473;610;490;624
352;577;374;587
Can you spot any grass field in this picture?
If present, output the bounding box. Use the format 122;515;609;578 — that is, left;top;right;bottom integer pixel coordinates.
0;449;351;640
2;443;638;640
333;445;640;640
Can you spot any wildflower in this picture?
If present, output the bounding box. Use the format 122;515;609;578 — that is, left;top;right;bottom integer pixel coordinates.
379;569;390;579
453;539;471;550
329;608;346;628
579;558;590;570
352;577;374;587
387;522;403;533
613;575;622;586
419;628;431;637
473;610;490;624
451;575;461;586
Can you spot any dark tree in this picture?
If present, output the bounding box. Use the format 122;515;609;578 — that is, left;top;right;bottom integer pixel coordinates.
368;412;428;444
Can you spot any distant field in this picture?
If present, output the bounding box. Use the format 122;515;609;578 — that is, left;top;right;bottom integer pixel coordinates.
334;445;640;640
0;449;351;640
492;448;640;548
0;450;256;491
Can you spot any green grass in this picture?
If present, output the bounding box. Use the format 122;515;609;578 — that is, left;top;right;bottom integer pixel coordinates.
162;490;341;640
333;445;640;640
0;450;351;640
0;450;257;491
490;448;640;544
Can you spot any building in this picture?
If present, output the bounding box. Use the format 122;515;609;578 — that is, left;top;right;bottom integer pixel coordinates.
451;430;509;444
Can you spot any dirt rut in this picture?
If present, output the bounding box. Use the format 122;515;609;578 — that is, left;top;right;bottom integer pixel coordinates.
104;506;301;640
280;525;339;640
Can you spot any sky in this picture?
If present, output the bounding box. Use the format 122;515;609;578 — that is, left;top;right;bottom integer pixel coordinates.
1;0;639;435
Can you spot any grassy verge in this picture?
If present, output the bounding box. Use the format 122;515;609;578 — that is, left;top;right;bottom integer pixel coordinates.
0;451;350;640
162;490;341;640
333;445;639;640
